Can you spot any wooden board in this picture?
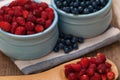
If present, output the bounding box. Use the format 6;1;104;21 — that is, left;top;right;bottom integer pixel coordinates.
0;0;120;80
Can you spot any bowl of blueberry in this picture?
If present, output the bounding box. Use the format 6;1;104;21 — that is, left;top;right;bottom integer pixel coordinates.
51;0;112;38
0;0;58;60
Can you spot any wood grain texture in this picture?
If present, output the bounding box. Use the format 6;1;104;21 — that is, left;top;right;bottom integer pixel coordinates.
0;0;120;79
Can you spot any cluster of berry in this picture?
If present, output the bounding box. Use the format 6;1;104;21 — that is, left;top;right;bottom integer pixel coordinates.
55;0;108;14
64;53;115;80
0;0;54;35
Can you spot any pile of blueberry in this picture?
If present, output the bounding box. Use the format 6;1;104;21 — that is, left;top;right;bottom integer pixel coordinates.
53;32;84;53
54;0;108;14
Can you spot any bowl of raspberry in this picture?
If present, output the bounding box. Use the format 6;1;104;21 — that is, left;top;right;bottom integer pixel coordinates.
0;0;58;60
51;0;112;38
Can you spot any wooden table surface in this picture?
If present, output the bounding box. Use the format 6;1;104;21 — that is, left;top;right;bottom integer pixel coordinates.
0;0;120;79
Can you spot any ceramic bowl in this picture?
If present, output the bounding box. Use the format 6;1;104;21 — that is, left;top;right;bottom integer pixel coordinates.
51;0;112;38
0;2;58;60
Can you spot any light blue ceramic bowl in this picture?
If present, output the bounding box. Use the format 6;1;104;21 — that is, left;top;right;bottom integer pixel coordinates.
0;4;58;60
51;0;112;38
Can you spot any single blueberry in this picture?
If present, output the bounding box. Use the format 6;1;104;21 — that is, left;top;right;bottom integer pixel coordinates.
64;47;70;53
78;6;83;13
86;1;92;5
70;1;74;6
62;7;71;13
73;2;79;7
68;46;73;51
71;8;79;14
95;0;100;5
58;43;64;49
63;1;68;6
73;43;78;49
65;39;72;46
78;37;84;43
92;2;97;8
60;38;65;44
83;8;89;14
93;9;97;12
71;37;78;44
64;34;73;40
80;1;86;7
53;46;59;52
55;1;62;8
88;5;94;13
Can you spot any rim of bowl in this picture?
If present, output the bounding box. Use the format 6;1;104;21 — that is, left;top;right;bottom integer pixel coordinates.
52;0;112;18
0;7;58;39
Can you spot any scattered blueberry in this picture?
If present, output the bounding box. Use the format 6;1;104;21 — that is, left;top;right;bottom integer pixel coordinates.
54;0;108;14
53;32;84;53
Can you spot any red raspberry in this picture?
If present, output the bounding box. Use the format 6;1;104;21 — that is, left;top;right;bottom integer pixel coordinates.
48;12;54;20
86;68;95;77
0;15;3;21
97;64;107;74
39;2;48;10
101;74;107;80
96;53;106;64
71;64;82;72
25;22;35;31
78;69;86;76
45;8;54;13
36;18;45;25
8;1;18;7
0;9;4;15
14;9;22;17
89;57;97;64
105;62;112;68
39;7;43;12
89;64;97;69
90;73;101;80
31;2;39;10
35;25;44;33
24;4;31;11
16;17;25;25
15;26;26;35
80;58;90;68
64;64;73;77
1;6;10;14
68;73;77;80
12;16;16;22
11;22;18;34
27;13;36;22
41;11;48;20
45;8;54;20
33;9;41;17
27;31;35;35
7;9;14;16
107;71;115;80
23;10;29;18
16;0;30;6
80;74;89;80
0;21;11;32
45;19;52;29
4;14;12;23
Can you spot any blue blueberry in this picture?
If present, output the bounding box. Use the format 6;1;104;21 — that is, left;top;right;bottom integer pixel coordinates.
63;1;68;6
95;0;100;5
58;43;64;49
55;1;62;8
71;37;78;43
53;46;59;52
92;2;97;8
62;7;71;13
60;38;65;44
78;6;83;13
65;39;72;46
88;5;94;13
73;2;79;7
86;1;92;5
73;43;78;49
80;1;86;7
64;34;73;40
78;37;84;43
71;8;79;14
64;46;70;53
83;8;89;14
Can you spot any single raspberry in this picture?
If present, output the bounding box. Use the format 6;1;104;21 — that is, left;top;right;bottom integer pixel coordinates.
97;64;107;74
0;15;3;21
15;26;26;35
80;74;89;80
31;2;39;10
27;13;36;22
41;11;48;20
45;19;52;29
89;57;97;64
11;22;18;34
101;74;107;80
89;64;97;70
33;9;41;17
39;2;48;10
16;0;30;6
68;73;77;80
36;18;45;25
8;1;18;7
39;7;43;12
25;22;35;31
78;69;86;76
24;4;31;11
96;53;106;64
4;14;12;23
105;62;112;68
0;21;11;32
86;68;95;77
23;10;29;18
1;6;10;14
14;9;22;17
45;8;54;20
45;8;54;13
48;12;54;20
107;71;115;80
80;58;90;68
90;73;101;80
12;16;16;22
0;9;4;15
35;25;44;33
71;64;82;72
7;9;14;16
16;17;25;25
27;31;35;35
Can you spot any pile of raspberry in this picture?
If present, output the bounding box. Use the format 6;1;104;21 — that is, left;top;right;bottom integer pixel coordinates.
0;0;54;35
64;53;115;80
